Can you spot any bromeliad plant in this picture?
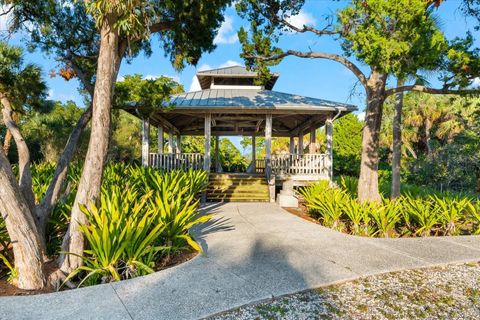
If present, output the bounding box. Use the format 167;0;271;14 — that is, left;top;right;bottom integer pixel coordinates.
299;176;480;238
65;165;210;286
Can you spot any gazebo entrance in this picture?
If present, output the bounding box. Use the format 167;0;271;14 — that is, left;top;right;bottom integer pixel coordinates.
125;66;356;202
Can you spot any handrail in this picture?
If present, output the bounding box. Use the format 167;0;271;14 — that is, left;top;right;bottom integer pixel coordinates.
256;153;328;176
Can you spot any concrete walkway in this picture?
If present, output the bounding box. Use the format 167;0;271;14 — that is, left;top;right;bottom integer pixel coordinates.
2;202;480;320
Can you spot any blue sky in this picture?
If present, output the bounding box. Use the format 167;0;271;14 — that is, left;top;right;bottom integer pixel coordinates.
2;1;479;151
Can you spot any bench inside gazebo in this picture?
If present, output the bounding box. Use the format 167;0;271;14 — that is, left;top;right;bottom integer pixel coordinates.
124;66;356;202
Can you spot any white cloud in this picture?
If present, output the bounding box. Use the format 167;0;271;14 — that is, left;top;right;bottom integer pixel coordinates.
285;10;316;32
47;89;54;99
472;77;480;88
213;16;238;45
116;75;125;82
189;77;202;92
144;74;181;82
356;112;365;121
188;61;242;92
219;60;241;68
0;5;12;31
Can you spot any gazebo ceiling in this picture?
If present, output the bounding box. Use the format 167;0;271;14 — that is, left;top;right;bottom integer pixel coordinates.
121;65;357;137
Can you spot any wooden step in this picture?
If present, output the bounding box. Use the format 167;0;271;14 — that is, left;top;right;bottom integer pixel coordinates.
207;174;270;202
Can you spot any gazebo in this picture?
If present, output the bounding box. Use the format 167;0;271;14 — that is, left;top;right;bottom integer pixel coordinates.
125;66;356;201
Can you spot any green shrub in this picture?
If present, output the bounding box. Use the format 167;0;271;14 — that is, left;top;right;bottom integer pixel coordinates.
300;179;480;238
337;175;358;198
63;165;210;286
370;199;402;238
66;186;165;286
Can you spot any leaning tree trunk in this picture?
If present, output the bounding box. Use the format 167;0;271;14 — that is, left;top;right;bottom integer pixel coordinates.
34;105;92;239
59;20;121;275
1;95;36;211
358;71;387;203
391;78;404;199
0;151;45;290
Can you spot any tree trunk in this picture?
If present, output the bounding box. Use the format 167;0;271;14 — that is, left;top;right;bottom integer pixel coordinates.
3;128;12;156
0;151;45;290
58;20;121;275
34;105;92;238
391;78;404;199
0;95;36;212
358;71;387;203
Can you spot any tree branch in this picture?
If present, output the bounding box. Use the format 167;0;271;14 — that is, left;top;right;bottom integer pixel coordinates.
385;84;480;96
34;105;92;234
251;50;368;88
68;59;94;97
279;16;338;36
149;20;176;34
0;93;36;212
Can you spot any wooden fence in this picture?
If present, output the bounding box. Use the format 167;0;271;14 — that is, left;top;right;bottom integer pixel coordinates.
149;153;204;171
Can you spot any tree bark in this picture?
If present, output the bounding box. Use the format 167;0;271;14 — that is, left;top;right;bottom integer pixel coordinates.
391;78;404;199
0;151;45;290
58;20;122;274
34;105;92;238
3;128;12;156
358;71;387;203
0;94;36;212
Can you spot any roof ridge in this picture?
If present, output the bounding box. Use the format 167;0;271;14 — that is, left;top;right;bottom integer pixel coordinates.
197;65;246;73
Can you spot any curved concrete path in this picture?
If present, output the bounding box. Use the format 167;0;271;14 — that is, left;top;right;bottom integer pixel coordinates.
2;202;480;320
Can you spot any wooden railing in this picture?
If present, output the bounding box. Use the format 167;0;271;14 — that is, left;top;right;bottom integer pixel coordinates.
149;153;204;171
255;153;328;177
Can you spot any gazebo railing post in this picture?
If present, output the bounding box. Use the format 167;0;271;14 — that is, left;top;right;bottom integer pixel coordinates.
157;126;164;155
289;136;295;155
141;117;150;167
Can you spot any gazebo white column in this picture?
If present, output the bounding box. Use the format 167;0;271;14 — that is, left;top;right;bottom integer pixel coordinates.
289;136;295;154
176;134;181;153
168;132;174;153
204;113;211;172
157;126;164;154
298;131;304;155
141;118;150;167
309;126;317;153
265;114;275;201
325;116;334;180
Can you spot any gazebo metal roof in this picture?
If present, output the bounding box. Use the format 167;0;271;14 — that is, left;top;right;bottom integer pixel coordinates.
170;88;355;112
123;66;357;137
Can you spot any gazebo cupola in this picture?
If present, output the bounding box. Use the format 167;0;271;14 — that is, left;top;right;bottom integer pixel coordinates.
125;65;357;202
196;65;279;90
